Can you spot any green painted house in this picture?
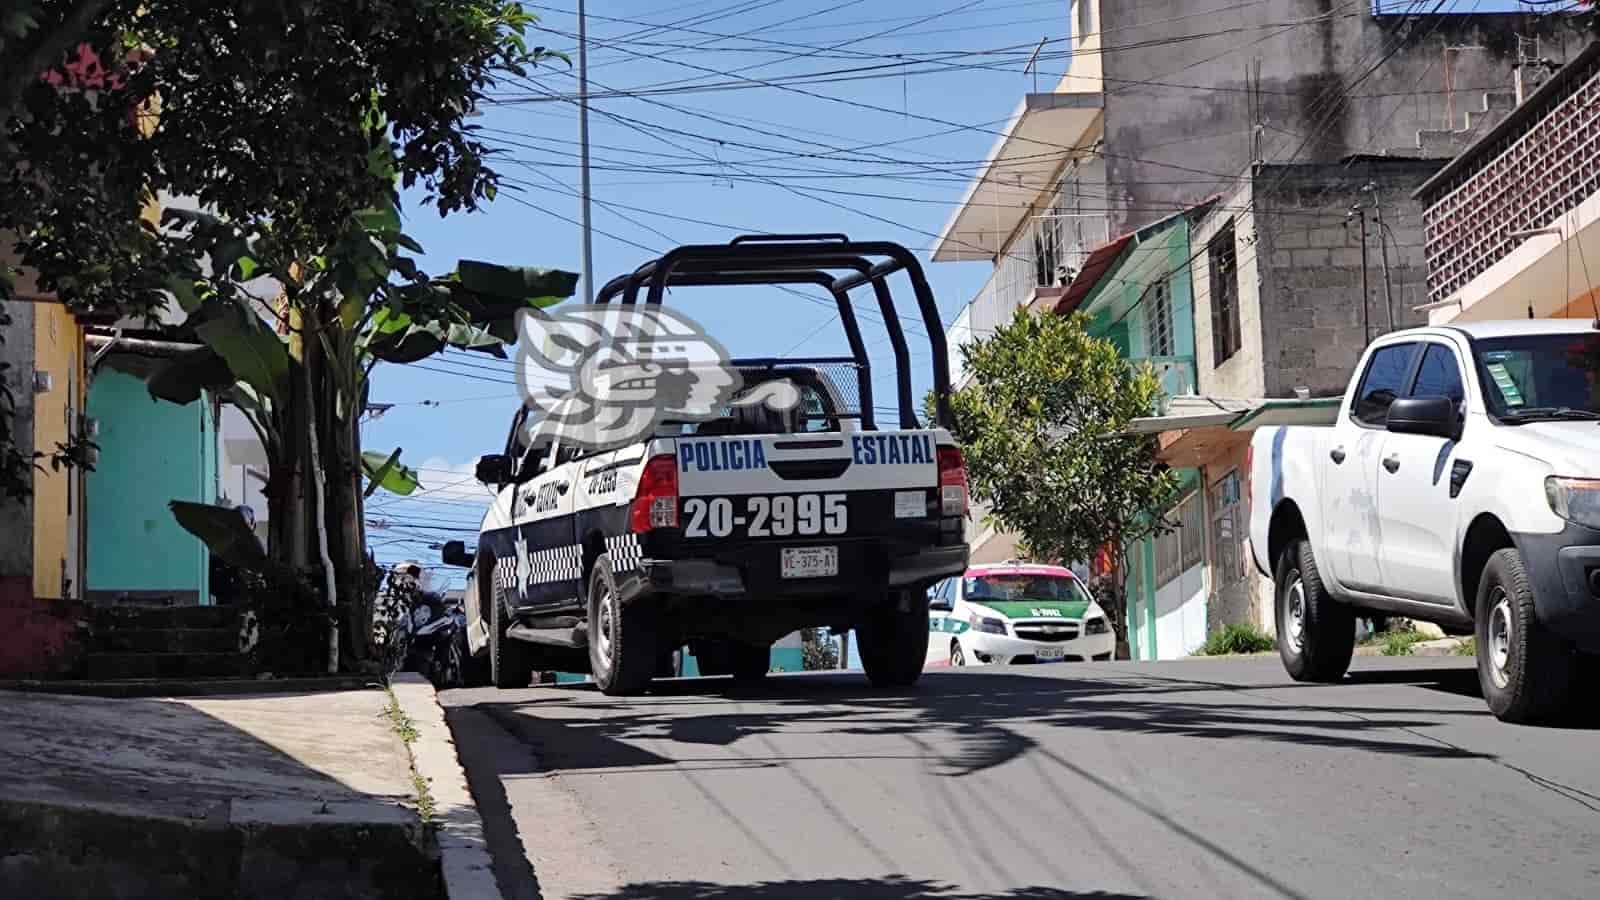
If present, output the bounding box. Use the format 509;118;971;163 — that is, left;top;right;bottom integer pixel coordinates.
1055;201;1215;661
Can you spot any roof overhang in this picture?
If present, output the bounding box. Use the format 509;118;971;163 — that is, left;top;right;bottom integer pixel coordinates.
1123;396;1342;439
931;91;1104;263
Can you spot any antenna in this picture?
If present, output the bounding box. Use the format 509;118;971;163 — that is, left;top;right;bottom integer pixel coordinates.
1024;37;1048;94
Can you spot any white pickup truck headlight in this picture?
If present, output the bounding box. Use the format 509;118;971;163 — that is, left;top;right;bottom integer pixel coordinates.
1544;477;1600;529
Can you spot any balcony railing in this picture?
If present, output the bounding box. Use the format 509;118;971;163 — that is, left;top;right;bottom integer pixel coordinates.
1421;49;1600;303
1144;356;1197;414
945;214;1111;387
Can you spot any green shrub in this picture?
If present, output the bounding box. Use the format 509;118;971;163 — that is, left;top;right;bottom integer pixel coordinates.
1199;623;1276;656
1382;630;1429;656
1456;637;1477;657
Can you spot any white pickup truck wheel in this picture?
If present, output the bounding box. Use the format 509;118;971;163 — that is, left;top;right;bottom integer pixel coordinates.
1275;539;1354;682
1475;548;1576;723
587;554;660;696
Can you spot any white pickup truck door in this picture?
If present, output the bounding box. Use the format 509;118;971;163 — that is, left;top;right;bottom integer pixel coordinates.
1321;341;1420;593
1376;341;1467;605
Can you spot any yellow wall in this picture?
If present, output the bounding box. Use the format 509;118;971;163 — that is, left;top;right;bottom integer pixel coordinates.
31;304;85;601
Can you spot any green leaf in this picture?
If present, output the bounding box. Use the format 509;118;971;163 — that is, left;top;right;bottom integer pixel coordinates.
356;204;401;237
190;298;291;405
362;449;422;496
456;261;579;303
164;274;204;314
146;347;236;405
169;501;267;571
236;256;260;281
395;233;425;254
362;447;401;498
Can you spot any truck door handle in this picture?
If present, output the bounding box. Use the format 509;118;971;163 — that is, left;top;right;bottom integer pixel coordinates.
1329;447;1346;464
1383;455;1400;474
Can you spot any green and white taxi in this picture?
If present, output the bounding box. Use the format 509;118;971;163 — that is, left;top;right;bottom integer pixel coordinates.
926;562;1115;667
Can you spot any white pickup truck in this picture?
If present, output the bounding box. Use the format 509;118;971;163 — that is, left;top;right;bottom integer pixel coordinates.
1249;320;1600;723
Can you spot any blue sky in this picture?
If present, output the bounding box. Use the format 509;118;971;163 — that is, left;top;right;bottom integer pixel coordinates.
362;0;1563;581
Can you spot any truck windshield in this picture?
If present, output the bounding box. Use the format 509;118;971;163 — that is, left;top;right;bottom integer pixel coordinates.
1474;332;1600;420
965;574;1090;603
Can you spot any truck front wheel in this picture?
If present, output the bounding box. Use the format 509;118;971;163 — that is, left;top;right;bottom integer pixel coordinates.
1276;539;1354;682
1475;548;1576;724
490;578;536;689
859;592;929;688
587;554;660;696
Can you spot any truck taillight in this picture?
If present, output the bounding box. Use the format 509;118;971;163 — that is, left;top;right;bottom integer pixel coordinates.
937;445;967;517
630;454;679;532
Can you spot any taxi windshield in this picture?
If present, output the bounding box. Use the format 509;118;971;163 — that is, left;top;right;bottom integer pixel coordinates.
965;574;1089;603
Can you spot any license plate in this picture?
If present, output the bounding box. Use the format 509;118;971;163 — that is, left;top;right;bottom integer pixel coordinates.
781;546;839;579
1035;646;1066;661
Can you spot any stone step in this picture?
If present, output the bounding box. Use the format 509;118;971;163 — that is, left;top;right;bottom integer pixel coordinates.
92;605;239;631
83;652;251;680
1484;90;1519;111
92;628;240;654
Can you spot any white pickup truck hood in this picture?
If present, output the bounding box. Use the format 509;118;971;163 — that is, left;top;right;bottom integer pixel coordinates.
1494;421;1600;476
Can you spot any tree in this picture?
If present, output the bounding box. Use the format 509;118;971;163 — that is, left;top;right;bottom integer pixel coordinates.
1;0;554;499
800;628;839;671
1;1;566;671
146;177;575;672
944;309;1180;639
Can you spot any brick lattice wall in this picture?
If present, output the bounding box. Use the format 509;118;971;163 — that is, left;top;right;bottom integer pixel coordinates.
1422;56;1600;302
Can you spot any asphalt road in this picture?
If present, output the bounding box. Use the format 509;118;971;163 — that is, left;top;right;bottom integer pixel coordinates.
441;656;1600;900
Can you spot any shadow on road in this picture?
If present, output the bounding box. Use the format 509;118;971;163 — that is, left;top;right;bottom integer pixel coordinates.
570;877;1146;900
478;666;1495;786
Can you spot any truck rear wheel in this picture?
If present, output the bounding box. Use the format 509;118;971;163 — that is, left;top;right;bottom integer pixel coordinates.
587;553;659;696
730;643;771;683
1276;539;1354;682
1475;548;1576;724
490;578;536;689
859;593;928;688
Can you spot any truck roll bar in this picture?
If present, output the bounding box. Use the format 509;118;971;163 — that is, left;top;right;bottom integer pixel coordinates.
591;236;954;430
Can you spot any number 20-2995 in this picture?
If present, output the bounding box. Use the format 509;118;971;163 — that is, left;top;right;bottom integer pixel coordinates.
682;494;847;538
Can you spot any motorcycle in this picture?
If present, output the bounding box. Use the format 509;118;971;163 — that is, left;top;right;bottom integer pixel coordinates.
375;562;470;689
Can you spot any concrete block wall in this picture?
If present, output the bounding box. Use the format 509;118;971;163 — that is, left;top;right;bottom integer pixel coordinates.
1093;2;1593;239
1190;180;1268;400
1251;159;1445;398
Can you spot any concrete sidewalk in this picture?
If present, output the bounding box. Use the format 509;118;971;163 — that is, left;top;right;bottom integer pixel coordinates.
0;685;441;899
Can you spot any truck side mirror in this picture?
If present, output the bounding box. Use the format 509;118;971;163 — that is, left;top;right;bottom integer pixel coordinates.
1385;396;1460;440
475;453;513;485
440;540;474;568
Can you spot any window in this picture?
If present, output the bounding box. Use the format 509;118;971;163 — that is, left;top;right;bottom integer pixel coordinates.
1351;342;1418;427
1410;344;1465;407
1473;332;1600;417
1145;280;1174;357
1209;225;1242;367
1209;471;1245;591
1077;0;1094;39
1155;492;1204;588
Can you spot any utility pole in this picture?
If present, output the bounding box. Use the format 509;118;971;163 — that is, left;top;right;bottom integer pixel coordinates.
1349;204;1371;343
1364;182;1396;333
577;0;596;305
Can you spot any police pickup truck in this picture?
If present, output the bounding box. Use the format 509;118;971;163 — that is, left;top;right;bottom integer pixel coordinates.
443;236;971;695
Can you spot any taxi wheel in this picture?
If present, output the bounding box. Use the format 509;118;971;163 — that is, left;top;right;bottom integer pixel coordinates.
949;641;966;667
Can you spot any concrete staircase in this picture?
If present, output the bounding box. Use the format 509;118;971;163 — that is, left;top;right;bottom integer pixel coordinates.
1391;90;1520;158
85;605;250;679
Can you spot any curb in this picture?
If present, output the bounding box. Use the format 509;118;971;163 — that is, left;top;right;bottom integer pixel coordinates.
390;674;503;900
0;675;375;698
